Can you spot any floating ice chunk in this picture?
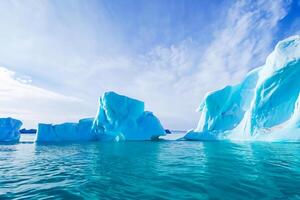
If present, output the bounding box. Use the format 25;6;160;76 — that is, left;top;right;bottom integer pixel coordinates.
160;130;187;140
93;92;166;141
35;118;96;142
0;117;22;142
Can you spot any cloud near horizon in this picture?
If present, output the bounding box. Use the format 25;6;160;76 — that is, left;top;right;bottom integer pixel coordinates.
0;0;299;129
0;66;92;127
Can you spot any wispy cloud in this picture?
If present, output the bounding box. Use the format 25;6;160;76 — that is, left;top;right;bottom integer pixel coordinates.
0;66;92;128
191;0;290;90
113;0;292;129
0;0;296;129
132;0;291;128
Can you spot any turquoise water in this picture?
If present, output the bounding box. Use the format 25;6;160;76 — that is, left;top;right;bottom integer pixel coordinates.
1;135;300;199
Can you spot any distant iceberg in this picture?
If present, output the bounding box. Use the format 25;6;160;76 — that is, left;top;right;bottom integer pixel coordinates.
0;117;22;142
185;35;300;141
35;118;96;142
35;92;165;142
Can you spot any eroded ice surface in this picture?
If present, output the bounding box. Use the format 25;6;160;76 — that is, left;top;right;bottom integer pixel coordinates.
92;92;166;141
185;35;300;141
0;117;22;142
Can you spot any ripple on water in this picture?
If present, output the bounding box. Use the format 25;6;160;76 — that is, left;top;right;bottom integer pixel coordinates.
0;140;300;199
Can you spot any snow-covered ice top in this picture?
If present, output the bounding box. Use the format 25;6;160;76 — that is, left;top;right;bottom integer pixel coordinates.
0;117;22;142
92;91;166;141
35;92;165;142
185;35;300;141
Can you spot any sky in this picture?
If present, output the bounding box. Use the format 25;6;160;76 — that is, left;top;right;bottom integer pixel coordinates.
0;0;299;129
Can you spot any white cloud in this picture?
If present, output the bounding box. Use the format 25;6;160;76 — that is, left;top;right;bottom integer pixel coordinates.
0;0;293;130
111;0;292;130
192;0;290;87
0;66;93;128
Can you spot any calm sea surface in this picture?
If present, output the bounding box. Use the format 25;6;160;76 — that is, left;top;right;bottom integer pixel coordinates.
0;134;300;200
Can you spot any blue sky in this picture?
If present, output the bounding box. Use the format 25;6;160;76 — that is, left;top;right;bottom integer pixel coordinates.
0;0;299;129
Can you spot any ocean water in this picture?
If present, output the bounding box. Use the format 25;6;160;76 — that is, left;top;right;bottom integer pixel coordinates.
0;135;300;200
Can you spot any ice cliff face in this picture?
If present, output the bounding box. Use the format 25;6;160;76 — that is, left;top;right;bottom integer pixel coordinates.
35;92;165;142
92;92;165;141
185;35;300;141
0;117;22;142
35;118;95;142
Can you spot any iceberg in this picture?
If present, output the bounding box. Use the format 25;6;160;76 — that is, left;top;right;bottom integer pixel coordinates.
92;91;166;141
185;35;300;141
0;117;22;142
35;92;165;142
35;118;96;142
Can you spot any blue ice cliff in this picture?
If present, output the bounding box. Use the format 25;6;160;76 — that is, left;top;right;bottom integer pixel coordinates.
92;91;165;141
0;117;22;142
35;92;165;142
185;35;300;141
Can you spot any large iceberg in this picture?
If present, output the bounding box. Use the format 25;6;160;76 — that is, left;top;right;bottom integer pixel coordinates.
185;35;300;141
92;91;166;141
35;92;165;142
0;117;22;142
